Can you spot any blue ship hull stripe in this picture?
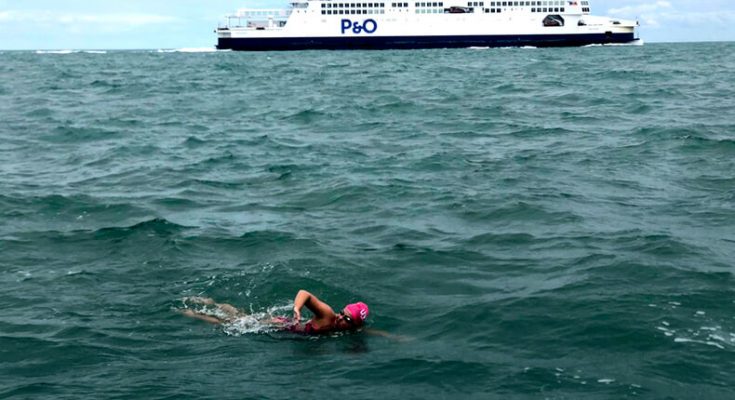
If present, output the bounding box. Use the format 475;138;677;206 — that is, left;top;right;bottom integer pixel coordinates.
217;33;636;51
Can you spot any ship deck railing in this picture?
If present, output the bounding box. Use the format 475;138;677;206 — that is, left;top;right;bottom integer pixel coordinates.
219;8;291;29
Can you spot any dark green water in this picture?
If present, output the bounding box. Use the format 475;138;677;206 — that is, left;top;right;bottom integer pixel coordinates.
1;42;734;399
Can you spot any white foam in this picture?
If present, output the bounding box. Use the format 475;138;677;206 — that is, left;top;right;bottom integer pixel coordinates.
598;378;615;384
36;50;75;54
656;327;674;337
84;50;107;54
709;334;726;342
223;314;275;336
156;47;223;53
158;47;218;53
674;337;725;350
700;326;717;331
179;47;218;53
584;40;643;48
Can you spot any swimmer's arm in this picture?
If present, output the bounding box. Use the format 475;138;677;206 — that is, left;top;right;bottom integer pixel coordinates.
180;309;224;325
293;289;334;321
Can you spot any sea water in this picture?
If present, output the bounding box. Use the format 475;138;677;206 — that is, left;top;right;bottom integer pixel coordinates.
1;43;734;399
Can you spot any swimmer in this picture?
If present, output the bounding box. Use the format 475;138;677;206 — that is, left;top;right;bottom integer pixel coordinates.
181;289;369;335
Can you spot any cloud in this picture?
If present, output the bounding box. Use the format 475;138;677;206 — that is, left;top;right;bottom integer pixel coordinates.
0;10;177;26
607;1;735;30
608;1;672;16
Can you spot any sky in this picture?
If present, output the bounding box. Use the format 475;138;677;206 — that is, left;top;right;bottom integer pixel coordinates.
0;0;733;49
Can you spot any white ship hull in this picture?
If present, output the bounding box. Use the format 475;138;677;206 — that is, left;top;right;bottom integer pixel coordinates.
216;1;639;51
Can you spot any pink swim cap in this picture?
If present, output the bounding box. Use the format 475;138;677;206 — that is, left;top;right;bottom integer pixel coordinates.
345;302;369;325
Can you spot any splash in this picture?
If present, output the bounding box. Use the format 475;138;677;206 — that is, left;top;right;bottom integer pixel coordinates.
181;300;295;336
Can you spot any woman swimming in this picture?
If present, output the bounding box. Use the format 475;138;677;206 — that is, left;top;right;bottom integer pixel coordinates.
182;289;369;335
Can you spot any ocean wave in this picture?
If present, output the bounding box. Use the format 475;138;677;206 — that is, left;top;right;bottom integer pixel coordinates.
156;47;219;53
238;230;308;247
92;218;191;239
35;50;75;54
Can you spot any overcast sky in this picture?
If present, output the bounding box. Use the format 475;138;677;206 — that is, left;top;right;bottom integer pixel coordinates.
1;0;733;49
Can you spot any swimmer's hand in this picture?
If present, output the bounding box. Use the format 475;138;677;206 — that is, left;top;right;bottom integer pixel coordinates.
293;307;301;322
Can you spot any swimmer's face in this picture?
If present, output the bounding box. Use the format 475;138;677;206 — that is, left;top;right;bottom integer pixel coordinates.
336;308;359;330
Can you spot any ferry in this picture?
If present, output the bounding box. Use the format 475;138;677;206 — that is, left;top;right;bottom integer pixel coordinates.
216;0;639;50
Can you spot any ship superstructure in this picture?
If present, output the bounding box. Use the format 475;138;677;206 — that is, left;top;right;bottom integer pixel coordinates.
216;0;639;50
